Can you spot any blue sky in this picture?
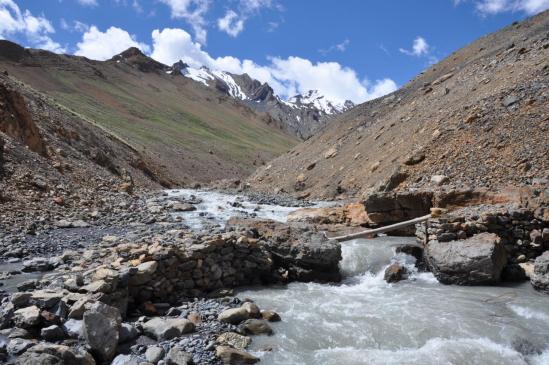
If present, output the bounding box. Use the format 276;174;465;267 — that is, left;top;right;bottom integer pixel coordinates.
1;0;548;104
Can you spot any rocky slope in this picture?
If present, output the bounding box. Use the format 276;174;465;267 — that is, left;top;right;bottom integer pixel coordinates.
247;11;549;200
173;63;354;139
0;41;298;187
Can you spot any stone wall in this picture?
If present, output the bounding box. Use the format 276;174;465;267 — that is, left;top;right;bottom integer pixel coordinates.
416;205;549;268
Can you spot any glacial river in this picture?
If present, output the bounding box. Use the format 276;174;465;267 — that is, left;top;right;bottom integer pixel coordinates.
173;190;549;364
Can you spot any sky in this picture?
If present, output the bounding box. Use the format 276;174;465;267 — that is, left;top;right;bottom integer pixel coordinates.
1;0;548;104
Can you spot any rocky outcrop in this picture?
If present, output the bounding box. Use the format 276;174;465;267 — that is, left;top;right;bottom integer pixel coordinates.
287;202;370;226
364;191;433;225
531;251;549;293
425;233;508;285
0;83;46;156
227;218;342;282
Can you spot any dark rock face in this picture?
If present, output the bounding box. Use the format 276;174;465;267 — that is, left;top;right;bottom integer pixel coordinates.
364;191;433;235
531;251;549;293
226;218;342;282
425;233;507;285
0;134;4;176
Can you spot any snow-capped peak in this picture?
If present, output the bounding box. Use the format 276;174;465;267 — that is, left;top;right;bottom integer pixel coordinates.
289;90;354;115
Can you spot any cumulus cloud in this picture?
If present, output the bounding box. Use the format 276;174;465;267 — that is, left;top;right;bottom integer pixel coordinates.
399;36;429;56
75;25;150;60
158;0;210;44
149;27;396;103
0;0;65;52
475;0;549;14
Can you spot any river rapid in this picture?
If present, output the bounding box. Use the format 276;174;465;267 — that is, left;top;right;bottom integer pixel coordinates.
168;189;549;365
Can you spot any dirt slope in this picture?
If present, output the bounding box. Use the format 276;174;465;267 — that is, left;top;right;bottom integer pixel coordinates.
248;11;549;200
0;41;298;186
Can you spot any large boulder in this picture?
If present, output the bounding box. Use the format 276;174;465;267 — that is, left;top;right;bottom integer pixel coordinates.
425;233;507;285
215;346;259;365
15;344;95;365
531;251;549;293
227;218;342;282
218;308;249;325
82;302;121;363
364;191;433;225
142;317;195;341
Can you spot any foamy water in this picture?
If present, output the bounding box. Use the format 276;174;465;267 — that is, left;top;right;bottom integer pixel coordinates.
166;188;330;230
239;237;549;365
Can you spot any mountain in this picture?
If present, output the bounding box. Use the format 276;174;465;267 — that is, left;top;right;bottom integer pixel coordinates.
0;40;299;187
172;64;355;139
247;10;549;199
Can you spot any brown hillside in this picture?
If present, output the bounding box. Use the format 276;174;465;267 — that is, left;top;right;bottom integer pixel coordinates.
248;11;549;200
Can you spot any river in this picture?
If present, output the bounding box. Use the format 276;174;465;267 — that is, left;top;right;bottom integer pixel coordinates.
169;189;549;365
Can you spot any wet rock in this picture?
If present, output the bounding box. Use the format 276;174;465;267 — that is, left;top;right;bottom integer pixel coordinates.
238;319;273;336
165;347;193;365
7;338;35;355
501;264;527;282
171;203;197;212
531;251;549;294
425;233;507;285
215;346;259;364
41;325;65;341
216;332;251;350
118;323;139;344
142;317;195;341
218;307;249;325
241;302;261;319
384;263;407;283
82;302;121;362
260;310;281;322
145;345;165;363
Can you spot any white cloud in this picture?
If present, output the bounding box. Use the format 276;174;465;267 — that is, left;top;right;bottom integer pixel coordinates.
0;0;65;52
216;0;279;37
158;0;210;44
60;18;89;33
400;36;429;56
75;25;150;60
77;0;98;6
217;10;244;37
319;39;350;55
475;0;549;14
149;27;396;103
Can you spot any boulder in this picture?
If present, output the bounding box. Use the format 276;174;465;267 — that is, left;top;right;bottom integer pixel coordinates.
13;305;41;328
15;344;95;365
62;319;83;339
82;302;122;362
238;319;273;336
22;258;53;272
364;191;433;225
425;233;507;285
118;323;139;344
384;263;407;283
145;346;165;363
142;317;195;341
260;310;281;322
215;346;259;365
430;175;449;186
165;348;193;365
40;325;65;341
218;307;249;325
240;302;261;319
216;332;252;350
7;338;35;356
531;251;549;294
128;261;158;286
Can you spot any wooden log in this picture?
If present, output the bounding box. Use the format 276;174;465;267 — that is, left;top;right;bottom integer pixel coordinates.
331;214;433;242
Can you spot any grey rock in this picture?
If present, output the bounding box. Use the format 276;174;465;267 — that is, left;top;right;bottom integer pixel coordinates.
215;346;259;364
111;354;145;365
531;251;549;294
216;332;251;350
13;305;41;328
142;317;195;341
41;325;65;341
165;347;193;365
7;338;35;355
502;94;520;107
241;302;261;319
83;301;121;362
145;346;165;363
218;307;249;325
425;233;507;285
119;322;139;344
62;319;83;339
260;310;281;322
238;319;273;336
22;257;53;272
